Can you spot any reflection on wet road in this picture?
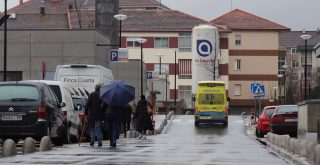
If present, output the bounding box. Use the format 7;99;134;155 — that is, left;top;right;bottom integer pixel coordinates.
0;115;288;165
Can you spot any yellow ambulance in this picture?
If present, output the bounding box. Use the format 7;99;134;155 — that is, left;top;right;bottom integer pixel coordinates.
194;81;229;127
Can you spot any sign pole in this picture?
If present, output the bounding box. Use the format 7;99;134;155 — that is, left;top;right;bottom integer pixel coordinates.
258;97;262;115
254;98;257;115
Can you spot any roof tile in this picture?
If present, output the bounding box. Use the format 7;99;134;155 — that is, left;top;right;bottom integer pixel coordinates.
120;10;210;32
211;9;290;31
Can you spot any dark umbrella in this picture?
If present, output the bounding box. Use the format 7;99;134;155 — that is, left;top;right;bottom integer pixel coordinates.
100;80;135;106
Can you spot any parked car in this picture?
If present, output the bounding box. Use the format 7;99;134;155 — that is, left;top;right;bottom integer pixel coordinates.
270;105;298;137
0;81;68;146
72;96;88;141
23;80;81;143
255;106;277;138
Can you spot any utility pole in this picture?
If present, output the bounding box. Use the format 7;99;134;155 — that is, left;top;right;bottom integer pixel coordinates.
174;50;177;106
3;0;8;81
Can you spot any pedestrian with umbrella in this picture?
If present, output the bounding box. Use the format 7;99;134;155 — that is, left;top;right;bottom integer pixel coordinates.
100;80;135;147
134;95;154;140
85;83;105;147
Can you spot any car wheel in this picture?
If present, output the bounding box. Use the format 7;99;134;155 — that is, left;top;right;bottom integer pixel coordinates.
66;127;71;144
70;127;80;143
195;121;199;127
255;128;260;137
223;121;228;127
53;125;68;146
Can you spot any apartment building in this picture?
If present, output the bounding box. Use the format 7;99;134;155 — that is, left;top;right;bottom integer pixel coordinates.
211;9;290;111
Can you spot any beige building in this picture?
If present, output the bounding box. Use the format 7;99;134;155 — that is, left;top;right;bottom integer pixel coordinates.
211;9;290;111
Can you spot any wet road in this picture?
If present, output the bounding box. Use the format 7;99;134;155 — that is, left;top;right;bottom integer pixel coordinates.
0;115;289;164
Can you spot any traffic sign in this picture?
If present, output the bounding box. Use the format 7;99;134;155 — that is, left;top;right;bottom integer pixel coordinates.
251;83;265;97
110;49;128;62
251;83;260;94
146;72;153;80
110;49;118;62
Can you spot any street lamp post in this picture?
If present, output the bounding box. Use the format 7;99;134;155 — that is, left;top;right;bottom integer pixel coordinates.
174;50;177;107
136;38;147;96
282;64;289;104
113;14;127;80
273;86;278;105
156;54;165;75
3;0;7;81
300;34;312;100
277;74;284;104
113;14;127;47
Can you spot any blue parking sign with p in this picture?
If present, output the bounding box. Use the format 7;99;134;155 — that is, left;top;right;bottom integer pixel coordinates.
110;50;118;61
146;72;152;79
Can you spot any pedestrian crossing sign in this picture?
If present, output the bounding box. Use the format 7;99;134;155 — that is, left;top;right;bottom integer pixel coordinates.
251;83;265;97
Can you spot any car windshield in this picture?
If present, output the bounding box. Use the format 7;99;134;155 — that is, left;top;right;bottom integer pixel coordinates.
0;85;39;101
265;108;275;117
277;106;298;113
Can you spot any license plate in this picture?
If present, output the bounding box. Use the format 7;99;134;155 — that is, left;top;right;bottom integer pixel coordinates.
199;116;210;119
1;115;22;121
285;118;297;122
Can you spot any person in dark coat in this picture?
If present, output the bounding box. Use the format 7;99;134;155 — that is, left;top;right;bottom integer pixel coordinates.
134;95;153;139
85;83;105;147
121;104;133;138
105;105;121;147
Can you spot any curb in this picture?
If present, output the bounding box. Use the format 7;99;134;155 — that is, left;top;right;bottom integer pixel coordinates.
266;132;318;165
126;111;174;139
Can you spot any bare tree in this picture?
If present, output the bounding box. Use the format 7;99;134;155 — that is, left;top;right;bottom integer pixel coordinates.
73;0;86;28
198;32;220;80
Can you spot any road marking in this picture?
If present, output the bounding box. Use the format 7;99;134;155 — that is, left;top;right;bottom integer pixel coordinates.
188;119;194;123
172;119;181;123
235;120;243;123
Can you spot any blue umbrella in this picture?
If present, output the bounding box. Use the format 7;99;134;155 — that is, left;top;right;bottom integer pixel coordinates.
100;80;135;106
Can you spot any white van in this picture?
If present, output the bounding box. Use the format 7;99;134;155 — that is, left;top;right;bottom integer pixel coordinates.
54;64;114;96
22;80;81;143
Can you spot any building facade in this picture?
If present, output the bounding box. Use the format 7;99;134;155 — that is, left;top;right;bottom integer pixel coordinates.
211;9;290;112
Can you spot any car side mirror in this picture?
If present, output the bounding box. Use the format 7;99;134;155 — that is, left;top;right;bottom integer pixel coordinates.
227;97;231;102
60;102;66;108
76;104;82;111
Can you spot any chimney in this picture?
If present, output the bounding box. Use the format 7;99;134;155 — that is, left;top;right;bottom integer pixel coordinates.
20;0;23;5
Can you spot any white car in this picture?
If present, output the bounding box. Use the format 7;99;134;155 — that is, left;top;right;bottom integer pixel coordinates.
22;80;81;143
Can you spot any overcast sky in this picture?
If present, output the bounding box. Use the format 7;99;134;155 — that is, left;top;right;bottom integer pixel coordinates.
1;0;319;31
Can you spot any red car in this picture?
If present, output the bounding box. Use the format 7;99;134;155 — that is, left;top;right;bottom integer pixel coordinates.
256;106;277;138
270;105;298;137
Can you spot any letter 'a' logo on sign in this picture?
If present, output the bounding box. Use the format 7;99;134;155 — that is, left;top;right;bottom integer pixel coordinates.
197;40;212;57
